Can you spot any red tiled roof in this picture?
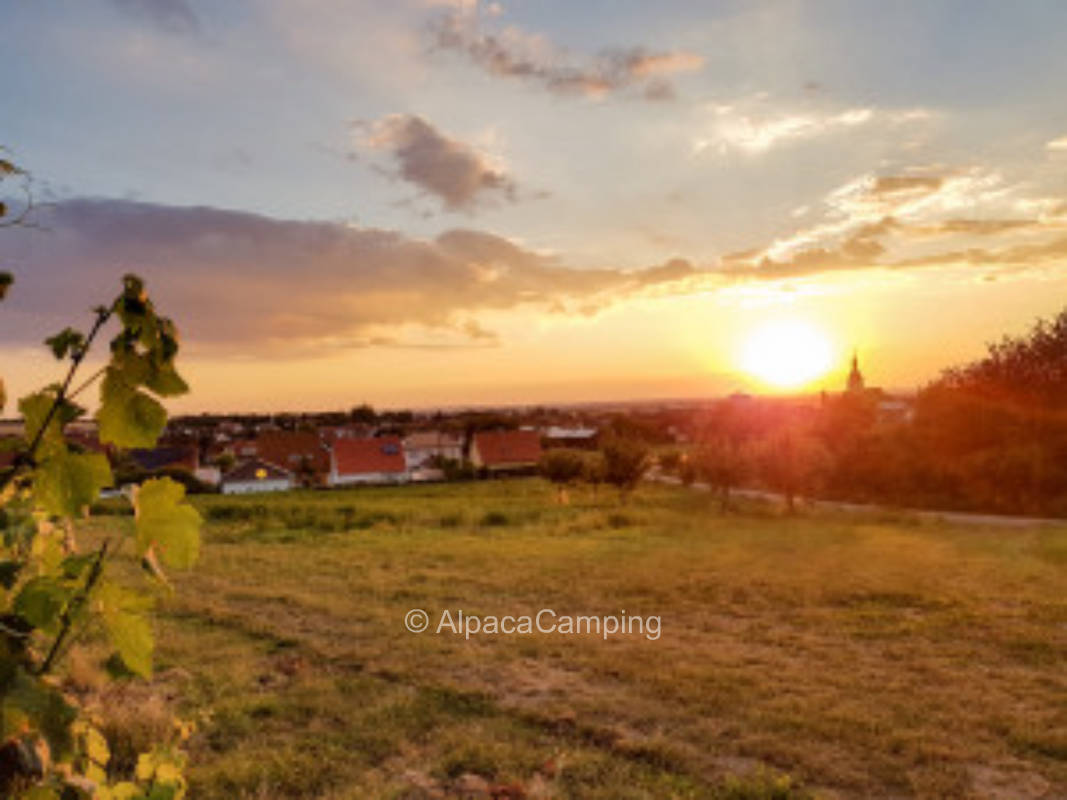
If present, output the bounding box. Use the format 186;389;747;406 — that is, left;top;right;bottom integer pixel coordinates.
332;436;406;476
473;430;542;466
256;432;329;474
222;457;293;483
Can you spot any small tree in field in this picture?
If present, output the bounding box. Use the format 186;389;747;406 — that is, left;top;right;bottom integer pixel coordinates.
539;448;585;504
582;450;606;500
693;437;750;513
754;428;830;513
601;437;650;503
2;165;201;798
657;449;682;475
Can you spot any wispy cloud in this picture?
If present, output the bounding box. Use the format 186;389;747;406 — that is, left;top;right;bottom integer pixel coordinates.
720;164;1067;279
429;4;703;101
692;97;931;155
354;114;518;213
112;0;201;35
1047;135;1067;151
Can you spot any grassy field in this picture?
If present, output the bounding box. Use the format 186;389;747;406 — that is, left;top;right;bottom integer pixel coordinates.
79;480;1067;799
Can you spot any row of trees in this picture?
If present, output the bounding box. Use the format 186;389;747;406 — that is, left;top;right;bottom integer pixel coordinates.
657;308;1067;517
539;438;652;504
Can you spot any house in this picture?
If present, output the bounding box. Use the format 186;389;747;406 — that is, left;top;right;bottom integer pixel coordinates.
255;431;330;486
227;438;260;459
403;431;463;468
542;425;599;450
329;436;407;486
0;420;25;438
470;430;542;473
129;445;199;473
0;435;20;469
193;466;222;487
220;458;294;495
319;424;375;444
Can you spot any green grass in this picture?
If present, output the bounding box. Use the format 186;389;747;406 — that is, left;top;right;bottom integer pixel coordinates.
82;480;1067;799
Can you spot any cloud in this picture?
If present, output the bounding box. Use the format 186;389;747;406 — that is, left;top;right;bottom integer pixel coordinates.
0;199;703;355
429;7;703;101
355;114;517;212
719;166;1067;280
112;0;201;35
691;101;934;154
1047;136;1067;151
692;100;931;155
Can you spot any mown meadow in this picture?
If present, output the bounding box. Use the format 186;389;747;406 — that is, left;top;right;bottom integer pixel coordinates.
77;480;1067;799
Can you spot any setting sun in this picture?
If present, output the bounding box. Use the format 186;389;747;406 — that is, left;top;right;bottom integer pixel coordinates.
739;319;835;389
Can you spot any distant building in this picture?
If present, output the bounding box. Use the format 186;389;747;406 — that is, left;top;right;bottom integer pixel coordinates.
319;424;376;444
847;351;865;394
329;436;408;486
541;426;599;450
403;431;463;468
220;458;294;495
841;352;915;423
129;445;199;473
470;430;542;473
193;466;222;487
255;431;330;486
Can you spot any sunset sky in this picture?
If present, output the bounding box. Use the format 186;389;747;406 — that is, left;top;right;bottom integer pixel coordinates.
3;0;1067;412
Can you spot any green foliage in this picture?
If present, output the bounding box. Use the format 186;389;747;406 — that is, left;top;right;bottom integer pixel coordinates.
754;428;831;512
538;449;585;484
600;437;651;502
693;437;752;512
658;449;683;474
44;328;86;361
1;270;200;797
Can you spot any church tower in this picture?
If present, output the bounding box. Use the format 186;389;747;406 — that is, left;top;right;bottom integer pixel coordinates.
847;351;865;393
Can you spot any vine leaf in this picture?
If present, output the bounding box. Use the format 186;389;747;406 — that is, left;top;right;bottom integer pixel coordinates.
0;667;77;758
34;451;112;518
14;578;71;635
133;478;201;569
95;582;154;678
96;369;167;449
44;328;86;361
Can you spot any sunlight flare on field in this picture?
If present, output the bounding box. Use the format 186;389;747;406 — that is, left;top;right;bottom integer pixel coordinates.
739;319;835;389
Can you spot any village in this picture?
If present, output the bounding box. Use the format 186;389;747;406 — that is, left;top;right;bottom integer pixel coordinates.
0;355;917;499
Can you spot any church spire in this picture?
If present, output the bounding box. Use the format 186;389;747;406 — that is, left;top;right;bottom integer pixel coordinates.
847;350;865;393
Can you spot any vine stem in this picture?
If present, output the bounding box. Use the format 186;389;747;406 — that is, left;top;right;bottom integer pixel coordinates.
0;306;112;492
38;538;110;676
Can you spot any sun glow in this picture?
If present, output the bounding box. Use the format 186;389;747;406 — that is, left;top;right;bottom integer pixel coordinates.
739;319;835;389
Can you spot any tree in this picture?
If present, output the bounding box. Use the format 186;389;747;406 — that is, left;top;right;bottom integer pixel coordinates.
582;450;606;499
600;437;650;503
693;437;750;513
213;452;237;473
349;403;377;424
1;264;201;797
936;307;1067;408
539;449;585;504
754;428;830;513
657;449;682;475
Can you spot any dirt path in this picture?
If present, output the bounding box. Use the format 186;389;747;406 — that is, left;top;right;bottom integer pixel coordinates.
650;473;1065;528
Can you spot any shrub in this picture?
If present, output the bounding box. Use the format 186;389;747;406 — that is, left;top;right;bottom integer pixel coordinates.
600;437;651;503
480;510;510;527
539;448;586;504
